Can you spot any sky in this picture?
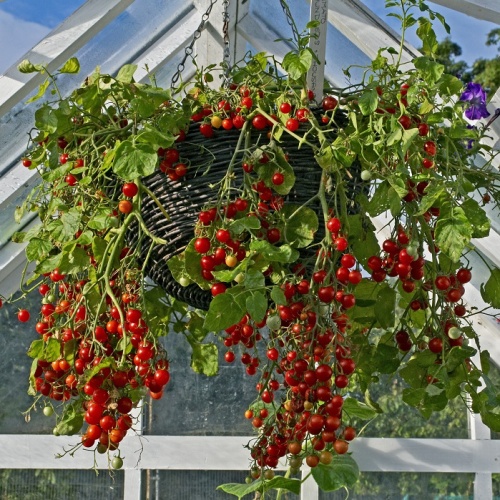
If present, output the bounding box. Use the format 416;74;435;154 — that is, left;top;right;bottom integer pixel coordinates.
0;0;498;75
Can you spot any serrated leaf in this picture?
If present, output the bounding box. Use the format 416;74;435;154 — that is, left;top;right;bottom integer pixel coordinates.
311;455;359;492
480;269;500;309
58;244;89;274
112;140;158;180
249;240;299;263
54;402;83;436
358;89;379;116
190;343;218;376
229;216;261;234
218;477;301;499
282;49;313;80
342;397;378;420
48;208;81;243
414;55;444;84
186;312;209;343
204;287;247;332
246;290;267;323
434;207;473;262
18;59;44;73
35;105;58;133
461;197;490;238
26;238;53;261
281;204;318;248
35;253;63;274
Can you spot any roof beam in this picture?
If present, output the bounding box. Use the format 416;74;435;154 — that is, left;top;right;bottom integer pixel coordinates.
0;0;135;119
429;0;500;24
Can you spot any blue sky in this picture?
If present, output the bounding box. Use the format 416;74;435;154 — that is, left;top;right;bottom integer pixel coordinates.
0;0;497;75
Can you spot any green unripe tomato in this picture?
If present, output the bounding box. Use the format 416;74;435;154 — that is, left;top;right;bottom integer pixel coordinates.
97;443;108;454
263;469;275;480
462;180;474;193
245;476;253;484
234;273;245;284
266;315;281;331
178;276;190;287
52;428;60;436
448;327;462;339
111;456;124;470
43;406;54;417
360;169;372;181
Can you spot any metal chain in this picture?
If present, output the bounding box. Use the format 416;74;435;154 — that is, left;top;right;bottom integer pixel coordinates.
279;0;300;46
170;0;219;89
222;0;231;81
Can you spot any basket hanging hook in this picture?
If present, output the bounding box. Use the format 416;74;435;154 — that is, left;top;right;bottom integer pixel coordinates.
222;0;232;83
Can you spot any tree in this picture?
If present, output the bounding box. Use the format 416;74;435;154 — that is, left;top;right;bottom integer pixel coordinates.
428;29;500;97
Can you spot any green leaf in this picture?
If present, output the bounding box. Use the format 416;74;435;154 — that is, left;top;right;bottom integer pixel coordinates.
88;207;118;230
281;204;318;248
229;216;261;235
461;198;490;238
271;286;287;305
48;208;81;243
366;181;391;216
26;80;50;104
54;402;84;436
59;57;80;74
249;240;300;263
358;89;379;116
18;59;44;73
282;49;313;80
246;290;268;323
130;97;157;119
190;343;218;376
35;105;58;133
311;455;359;492
244;269;265;289
401;128;419;155
116;64;137;83
342;397;378;420
414;56;444;85
374;285;396;329
347;214;380;268
28;338;60;362
35;253;62;275
112;140;158;180
136;124;175;150
481;269;500;309
438;74;463;96
26;238;53;261
186;312;209;343
58;244;89;275
416;18;439;57
434;207;473;262
218;477;301;499
253;148;296;195
204;287;247;332
143;286;172;335
91;236;108;263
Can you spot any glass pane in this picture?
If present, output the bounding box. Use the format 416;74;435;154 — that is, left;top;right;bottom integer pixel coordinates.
250;0;370;85
0;468;124;500
0;288;54;434
0;0;87;75
145;331;255;436
319;472;475;499
142;470;299;500
360;374;469;439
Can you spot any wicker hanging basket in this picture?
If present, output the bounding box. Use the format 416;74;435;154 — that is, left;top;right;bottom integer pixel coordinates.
134;111;365;310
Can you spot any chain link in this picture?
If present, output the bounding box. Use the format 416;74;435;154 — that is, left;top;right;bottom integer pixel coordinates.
279;0;300;46
170;0;219;89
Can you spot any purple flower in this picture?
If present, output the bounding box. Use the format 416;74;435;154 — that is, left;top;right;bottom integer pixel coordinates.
460;82;491;120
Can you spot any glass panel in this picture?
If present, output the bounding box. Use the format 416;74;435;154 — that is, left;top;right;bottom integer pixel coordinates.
360;374;469;439
319;472;475;499
145;331;256;436
0;0;87;75
142;470;299;500
250;0;370;85
0;288;54;434
0;468;124;500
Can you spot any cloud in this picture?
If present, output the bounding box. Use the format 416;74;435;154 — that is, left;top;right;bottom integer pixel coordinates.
0;10;50;75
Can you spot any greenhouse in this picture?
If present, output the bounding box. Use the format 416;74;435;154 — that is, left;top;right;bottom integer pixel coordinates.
0;0;499;499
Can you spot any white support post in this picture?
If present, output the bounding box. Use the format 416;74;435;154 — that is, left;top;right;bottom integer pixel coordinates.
307;0;328;101
301;468;319;500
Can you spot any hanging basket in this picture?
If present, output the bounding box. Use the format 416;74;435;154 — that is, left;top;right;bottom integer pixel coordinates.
137;111;366;310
